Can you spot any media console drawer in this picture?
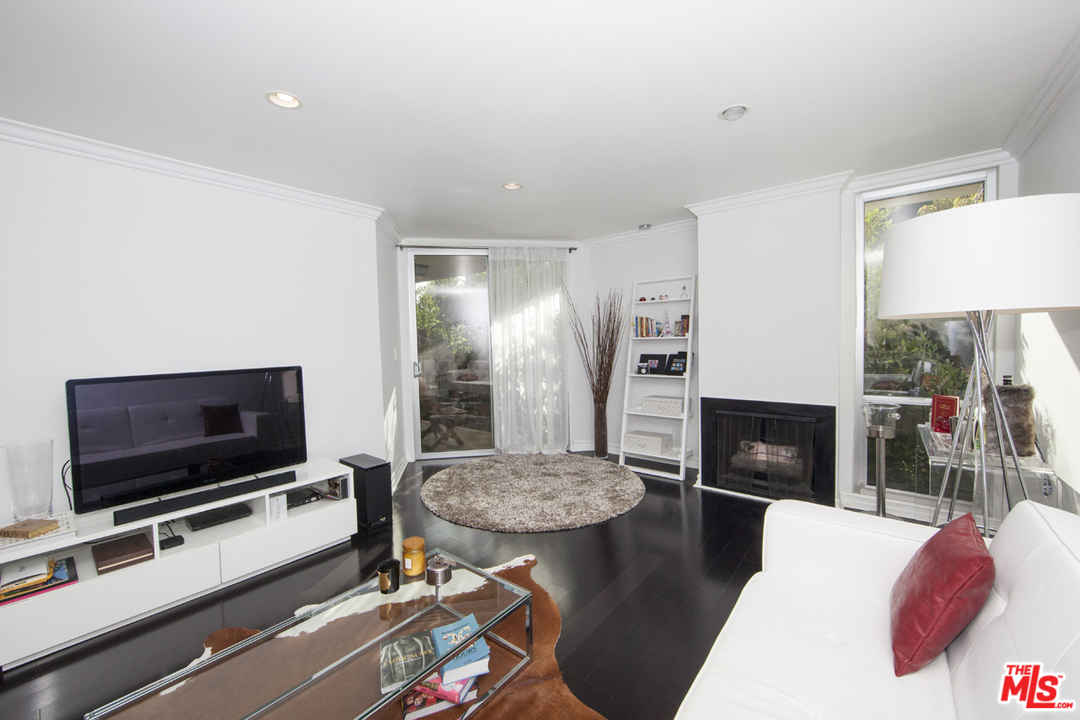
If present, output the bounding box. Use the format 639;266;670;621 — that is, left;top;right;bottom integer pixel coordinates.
218;498;357;582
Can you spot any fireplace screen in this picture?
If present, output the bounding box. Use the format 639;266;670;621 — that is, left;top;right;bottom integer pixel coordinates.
701;398;835;505
715;412;815;500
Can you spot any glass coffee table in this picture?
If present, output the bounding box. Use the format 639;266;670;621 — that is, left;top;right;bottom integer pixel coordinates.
86;550;532;720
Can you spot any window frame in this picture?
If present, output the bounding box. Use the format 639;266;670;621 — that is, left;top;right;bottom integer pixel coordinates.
852;169;998;517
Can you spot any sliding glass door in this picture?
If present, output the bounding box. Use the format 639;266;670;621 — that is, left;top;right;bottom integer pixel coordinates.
409;250;495;458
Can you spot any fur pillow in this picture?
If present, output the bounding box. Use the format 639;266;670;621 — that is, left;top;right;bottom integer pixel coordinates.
982;384;1036;456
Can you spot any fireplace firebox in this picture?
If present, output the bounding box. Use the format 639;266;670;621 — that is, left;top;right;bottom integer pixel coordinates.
701;398;835;505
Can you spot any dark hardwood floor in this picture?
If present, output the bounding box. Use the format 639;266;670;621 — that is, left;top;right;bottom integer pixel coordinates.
0;458;766;720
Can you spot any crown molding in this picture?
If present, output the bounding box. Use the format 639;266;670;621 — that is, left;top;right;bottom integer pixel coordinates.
1004;27;1080;159
844;149;1015;195
0;117;384;220
686;171;853;216
399;237;571;248
582;218;697;249
376;211;405;244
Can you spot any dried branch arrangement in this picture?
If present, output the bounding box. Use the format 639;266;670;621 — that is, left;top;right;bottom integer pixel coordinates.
565;287;628;404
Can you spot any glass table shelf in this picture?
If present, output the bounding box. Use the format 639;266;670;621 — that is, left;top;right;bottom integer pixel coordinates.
917;424;1079;524
86;549;532;720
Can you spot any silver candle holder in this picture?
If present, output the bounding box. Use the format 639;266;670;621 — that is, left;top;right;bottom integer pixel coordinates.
425;555;452;602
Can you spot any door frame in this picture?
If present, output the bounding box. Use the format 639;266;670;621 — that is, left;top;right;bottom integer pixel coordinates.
406;247;496;460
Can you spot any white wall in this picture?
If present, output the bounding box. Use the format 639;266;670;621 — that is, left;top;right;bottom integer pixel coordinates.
570;222;699;461
1017;80;1080;490
375;217;407;485
0;135;386;520
691;175;848;408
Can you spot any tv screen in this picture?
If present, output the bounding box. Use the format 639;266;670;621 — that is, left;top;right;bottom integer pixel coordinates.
66;367;307;514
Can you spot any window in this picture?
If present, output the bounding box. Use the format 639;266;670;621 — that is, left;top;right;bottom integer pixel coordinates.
860;177;987;500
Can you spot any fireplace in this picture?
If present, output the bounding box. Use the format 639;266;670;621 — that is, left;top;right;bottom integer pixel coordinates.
701;398;835;505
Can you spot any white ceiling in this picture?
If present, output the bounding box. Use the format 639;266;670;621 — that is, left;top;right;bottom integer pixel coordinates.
3;1;1079;241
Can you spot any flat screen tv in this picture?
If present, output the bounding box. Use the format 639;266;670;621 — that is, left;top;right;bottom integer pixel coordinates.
66;366;307;514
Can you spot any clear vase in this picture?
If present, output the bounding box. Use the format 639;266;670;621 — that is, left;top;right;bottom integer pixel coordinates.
594;403;608;458
4;439;54;520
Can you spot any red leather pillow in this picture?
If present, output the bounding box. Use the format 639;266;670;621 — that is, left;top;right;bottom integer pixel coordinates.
890;512;995;676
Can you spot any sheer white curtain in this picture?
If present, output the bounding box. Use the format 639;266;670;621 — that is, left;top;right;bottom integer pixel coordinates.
488;246;569;454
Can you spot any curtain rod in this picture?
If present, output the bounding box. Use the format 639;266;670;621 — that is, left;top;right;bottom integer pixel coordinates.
398;244;577;253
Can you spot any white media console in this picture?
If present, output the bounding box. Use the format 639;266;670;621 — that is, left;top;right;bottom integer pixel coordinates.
0;457;357;671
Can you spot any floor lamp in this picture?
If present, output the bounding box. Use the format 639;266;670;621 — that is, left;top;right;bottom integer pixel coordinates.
877;193;1080;536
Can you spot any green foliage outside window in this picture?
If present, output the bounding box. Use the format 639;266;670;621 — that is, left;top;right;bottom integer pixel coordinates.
415;272;487;366
416;284;472;358
864;186;983;495
864;189;983;399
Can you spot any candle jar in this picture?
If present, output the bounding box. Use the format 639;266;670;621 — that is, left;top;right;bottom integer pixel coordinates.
402;536;426;577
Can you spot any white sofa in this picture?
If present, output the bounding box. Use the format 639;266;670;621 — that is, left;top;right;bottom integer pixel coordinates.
676;499;1080;719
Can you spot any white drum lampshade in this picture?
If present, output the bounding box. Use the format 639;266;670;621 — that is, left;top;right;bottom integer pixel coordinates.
878;193;1080;320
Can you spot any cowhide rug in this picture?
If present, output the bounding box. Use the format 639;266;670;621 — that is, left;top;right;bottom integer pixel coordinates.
106;556;605;720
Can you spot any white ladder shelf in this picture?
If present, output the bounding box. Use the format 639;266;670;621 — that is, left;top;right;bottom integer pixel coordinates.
619;275;696;481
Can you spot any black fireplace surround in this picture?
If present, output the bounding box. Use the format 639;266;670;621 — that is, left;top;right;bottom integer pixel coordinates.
701;397;836;506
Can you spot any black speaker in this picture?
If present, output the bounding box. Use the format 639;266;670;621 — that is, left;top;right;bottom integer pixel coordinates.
339;453;392;532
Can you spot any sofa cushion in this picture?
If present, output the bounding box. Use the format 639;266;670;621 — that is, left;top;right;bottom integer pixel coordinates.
676;572;957;720
890;513;994;676
76;406;134;454
202;403;243;437
947;502;1080;720
129;396;230;447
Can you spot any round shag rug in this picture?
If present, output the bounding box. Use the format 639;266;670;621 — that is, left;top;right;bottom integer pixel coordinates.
421;454;646;533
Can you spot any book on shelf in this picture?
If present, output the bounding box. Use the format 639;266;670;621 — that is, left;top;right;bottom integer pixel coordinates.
0;555;52;591
431;613;490;684
0;518;60;539
0;556;78;606
91;534;154;575
414;673;478;704
633;316;662;338
402;681;478;719
380;631;437;694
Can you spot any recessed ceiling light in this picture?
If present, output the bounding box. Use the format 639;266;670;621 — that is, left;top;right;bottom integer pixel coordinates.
267;92;302;109
639;224;652;230
503;182;522;190
719;105;749;121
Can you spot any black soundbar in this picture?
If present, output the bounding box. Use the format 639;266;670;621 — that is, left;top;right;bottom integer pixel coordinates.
112;470;297;526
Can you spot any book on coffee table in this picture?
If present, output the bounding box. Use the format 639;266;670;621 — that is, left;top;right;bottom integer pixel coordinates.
414;673;477;704
402;681;478;719
431;613;490;684
380;631;437;694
